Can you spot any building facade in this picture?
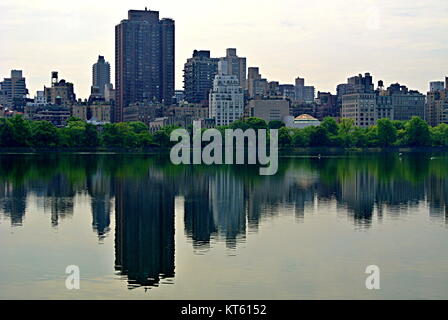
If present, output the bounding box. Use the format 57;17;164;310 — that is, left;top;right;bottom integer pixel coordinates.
167;103;209;120
375;94;394;121
430;81;445;93
385;83;425;121
0;70;28;110
25;106;71;127
279;84;296;101
26;91;48;107
160;17;175;105
44;72;76;106
247;67;268;99
183;50;218;104
123;102;164;125
115;8;175;122
341;73;425;127
342;93;377;127
209;74;244;126
246;99;290;123
92;55;111;97
219;48;247;89
104;84;115;103
71;104;112;123
315;92;338;120
295;77;315;104
341;73;376;127
426;86;448;126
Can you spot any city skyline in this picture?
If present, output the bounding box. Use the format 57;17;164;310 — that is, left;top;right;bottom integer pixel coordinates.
1;0;447;99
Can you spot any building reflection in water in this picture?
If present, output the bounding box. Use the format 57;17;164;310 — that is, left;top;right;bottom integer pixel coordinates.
87;170;113;241
0;181;27;226
114;173;176;289
43;174;75;227
183;173;216;249
1;153;448;289
183;169;246;250
209;170;246;248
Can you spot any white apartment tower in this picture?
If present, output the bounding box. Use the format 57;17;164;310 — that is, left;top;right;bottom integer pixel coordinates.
209;61;244;126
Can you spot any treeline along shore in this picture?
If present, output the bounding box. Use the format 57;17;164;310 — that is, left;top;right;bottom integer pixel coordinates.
1;115;448;152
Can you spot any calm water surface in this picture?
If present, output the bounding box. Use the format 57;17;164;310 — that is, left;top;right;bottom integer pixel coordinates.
0;153;447;299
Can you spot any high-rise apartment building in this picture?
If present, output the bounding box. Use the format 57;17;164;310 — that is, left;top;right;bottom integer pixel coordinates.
342;73;425;127
209;63;244;126
44;72;76;106
295;77;315;103
430;81;445;93
426;90;448;126
183;50;218;104
426;78;448;126
160;18;175;105
336;83;352;114
219;49;247;89
315;92;338;120
104;84;115;103
0;70;28;109
279;84;296;101
26;91;48;107
342;93;377;127
247;67;268;99
341;73;377;127
347;73;374;93
267;81;281;97
92;55;111;97
375;94;394;121
115;8;175;122
384;83;425;121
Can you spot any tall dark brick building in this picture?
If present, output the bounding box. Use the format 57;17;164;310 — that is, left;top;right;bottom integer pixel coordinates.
115;8;175;122
183;50;218;105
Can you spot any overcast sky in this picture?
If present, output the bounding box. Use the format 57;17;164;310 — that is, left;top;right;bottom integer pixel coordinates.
0;0;447;99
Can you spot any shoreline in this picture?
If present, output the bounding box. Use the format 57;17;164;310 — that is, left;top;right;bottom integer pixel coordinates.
0;146;447;155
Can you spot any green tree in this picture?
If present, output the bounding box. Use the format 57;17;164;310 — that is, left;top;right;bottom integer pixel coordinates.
338;118;355;147
64;118;87;147
309;126;329;146
84;123;100;147
128;121;149;134
291;129;309;147
30;121;59;147
8;115;32;147
118;123;139;148
404;117;431;146
101;123;121;147
278;127;292;148
377;118;397;146
321;117;339;136
392;120;406;131
0;118;14;147
268;120;285;129
366;126;379;147
137;131;155;147
431;123;448;146
153;130;171;147
229;119;250;130
101;122;138;148
244;117;268;130
352;127;369;147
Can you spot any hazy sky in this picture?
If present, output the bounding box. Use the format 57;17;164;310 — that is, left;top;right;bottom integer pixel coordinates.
0;0;447;99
